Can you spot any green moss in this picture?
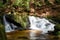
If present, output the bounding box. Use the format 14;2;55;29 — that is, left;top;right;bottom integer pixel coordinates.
8;12;28;28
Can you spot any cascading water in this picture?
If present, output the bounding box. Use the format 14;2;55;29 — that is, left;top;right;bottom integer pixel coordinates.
29;16;55;34
3;15;17;32
29;16;55;39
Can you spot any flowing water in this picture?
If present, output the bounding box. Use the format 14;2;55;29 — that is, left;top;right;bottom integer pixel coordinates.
3;15;60;40
3;15;19;32
28;16;55;34
6;30;60;40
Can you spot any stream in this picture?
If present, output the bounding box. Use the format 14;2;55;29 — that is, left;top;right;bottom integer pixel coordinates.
3;15;60;40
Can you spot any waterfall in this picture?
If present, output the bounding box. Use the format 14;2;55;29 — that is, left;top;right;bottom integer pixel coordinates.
29;16;55;34
28;16;55;39
3;15;17;32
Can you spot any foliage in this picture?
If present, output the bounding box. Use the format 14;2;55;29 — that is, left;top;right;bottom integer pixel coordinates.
47;15;60;35
0;13;7;40
0;0;60;37
8;12;28;28
0;24;7;40
34;0;43;7
14;0;30;10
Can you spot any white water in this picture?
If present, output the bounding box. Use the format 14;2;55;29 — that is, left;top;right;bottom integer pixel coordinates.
3;15;55;34
3;15;55;39
29;16;55;34
28;16;55;39
3;15;17;32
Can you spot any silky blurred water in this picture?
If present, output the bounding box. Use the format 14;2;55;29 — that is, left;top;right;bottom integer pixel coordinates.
3;15;60;40
6;30;60;40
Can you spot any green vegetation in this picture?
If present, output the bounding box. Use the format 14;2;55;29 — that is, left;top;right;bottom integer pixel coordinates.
0;0;60;40
0;24;7;40
34;0;43;7
47;15;60;35
14;0;30;11
0;13;7;40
